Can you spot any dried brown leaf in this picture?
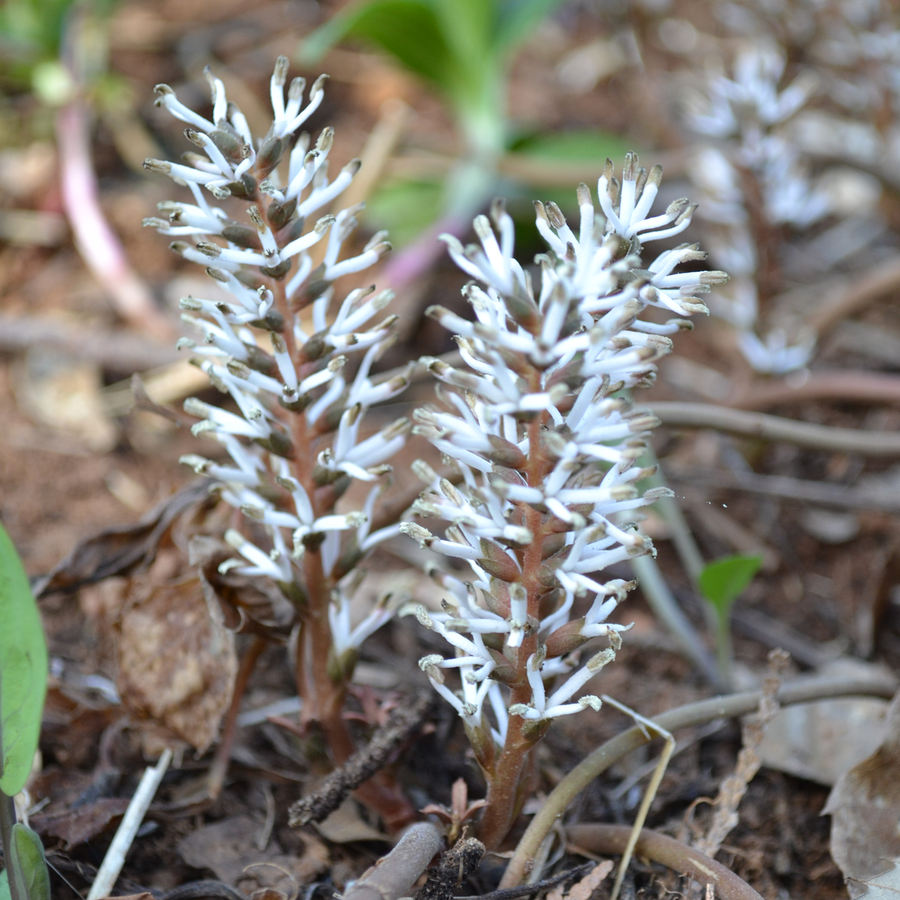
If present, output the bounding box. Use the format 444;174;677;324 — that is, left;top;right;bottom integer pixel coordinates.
858;857;900;897
116;553;237;752
178;816;329;895
825;690;900;898
34;480;211;597
31;797;130;848
546;861;613;900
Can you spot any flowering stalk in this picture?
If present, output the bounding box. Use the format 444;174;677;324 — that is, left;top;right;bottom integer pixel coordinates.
403;155;726;848
144;59;414;826
684;44;827;374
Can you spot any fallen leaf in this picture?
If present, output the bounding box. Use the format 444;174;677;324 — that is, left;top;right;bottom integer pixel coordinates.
314;799;389;843
546;860;613;900
31;797;130;849
116;552;237;753
178;816;329;894
825;690;900;898
859;857;900;897
192;535;295;636
33;480;212;597
758;658;894;786
11;352;119;452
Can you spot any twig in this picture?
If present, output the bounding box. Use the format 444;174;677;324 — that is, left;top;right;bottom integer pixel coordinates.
454;863;596;900
86;748;172;900
157;881;248;900
339;98;411;210
693;650;788;860
288;695;432;827
565;825;763;900
730;371;900;411
806;255;900;336
500;673;896;888
652;401;900;457
342;823;444;900
729;604;840;668
0;315;180;372
668;466;900;513
207;635;267;800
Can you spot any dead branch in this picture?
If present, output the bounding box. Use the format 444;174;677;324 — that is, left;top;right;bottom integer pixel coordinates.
289;695;432;827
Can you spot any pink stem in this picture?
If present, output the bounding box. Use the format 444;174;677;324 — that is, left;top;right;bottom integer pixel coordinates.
56;100;174;341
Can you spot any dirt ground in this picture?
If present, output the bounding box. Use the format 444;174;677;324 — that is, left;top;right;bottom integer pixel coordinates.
2;1;900;899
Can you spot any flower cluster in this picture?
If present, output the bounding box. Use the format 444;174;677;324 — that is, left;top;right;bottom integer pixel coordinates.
144;58;408;675
684;43;826;374
402;154;724;845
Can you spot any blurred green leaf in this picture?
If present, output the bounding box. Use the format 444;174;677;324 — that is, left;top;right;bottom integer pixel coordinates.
0;0;120;94
300;1;455;93
0;868;10;900
698;554;763;618
509;128;632;163
432;0;493;66
8;824;50;900
366;177;444;246
298;0;570;157
0;522;48;797
494;0;570;53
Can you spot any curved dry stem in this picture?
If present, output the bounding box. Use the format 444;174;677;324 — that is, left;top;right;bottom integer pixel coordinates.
652;401;900;457
807;254;900;335
566;824;764;900
500;674;896;888
342;823;444;900
732;371;900;411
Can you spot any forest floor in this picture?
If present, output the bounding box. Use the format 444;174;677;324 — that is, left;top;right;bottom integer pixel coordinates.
2;1;900;898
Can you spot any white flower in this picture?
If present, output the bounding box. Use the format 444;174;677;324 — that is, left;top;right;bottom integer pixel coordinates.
408;159;717;739
145;57;408;667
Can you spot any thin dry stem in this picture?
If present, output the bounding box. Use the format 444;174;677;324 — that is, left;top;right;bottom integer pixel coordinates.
501;674;896;887
653;401;900;457
567;825;764;900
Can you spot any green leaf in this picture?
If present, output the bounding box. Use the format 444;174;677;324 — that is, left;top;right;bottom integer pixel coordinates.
0;869;11;900
8;824;50;900
494;0;570;53
509;128;633;164
432;0;494;66
698;554;763;617
0;523;48;796
365;177;443;246
299;0;456;94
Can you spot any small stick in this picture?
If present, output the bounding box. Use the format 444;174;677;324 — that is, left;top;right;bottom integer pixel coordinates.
807;255;900;335
342;823;444;900
730;371;900;411
86;748;172;900
455;863;595;900
668;466;900;514
289;695;431;827
652;401;900;457
501;674;896;888
566;825;763;900
599;697;675;900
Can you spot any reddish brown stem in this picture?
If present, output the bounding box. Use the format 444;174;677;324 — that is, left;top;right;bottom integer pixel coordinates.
298;548;417;832
477;414;550;850
208;635;267;799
